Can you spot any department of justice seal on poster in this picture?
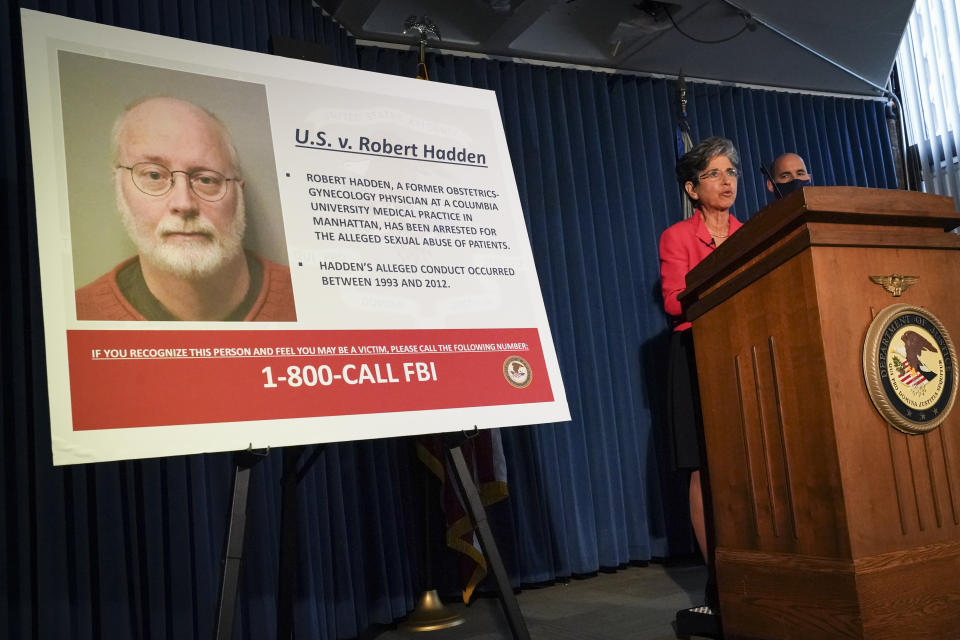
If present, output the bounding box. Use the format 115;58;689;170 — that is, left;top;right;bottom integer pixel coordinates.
503;356;532;389
862;304;957;434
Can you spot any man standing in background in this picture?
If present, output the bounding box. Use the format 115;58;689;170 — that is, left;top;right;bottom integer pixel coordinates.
766;152;813;199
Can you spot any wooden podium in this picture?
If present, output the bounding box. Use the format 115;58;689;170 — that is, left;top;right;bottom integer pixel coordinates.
679;187;960;640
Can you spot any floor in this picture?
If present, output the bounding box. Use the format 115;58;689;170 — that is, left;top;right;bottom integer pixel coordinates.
371;560;717;640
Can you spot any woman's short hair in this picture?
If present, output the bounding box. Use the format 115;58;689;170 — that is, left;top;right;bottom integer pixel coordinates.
675;136;740;189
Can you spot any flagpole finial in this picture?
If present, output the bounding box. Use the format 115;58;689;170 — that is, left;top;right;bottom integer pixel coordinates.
403;16;441;63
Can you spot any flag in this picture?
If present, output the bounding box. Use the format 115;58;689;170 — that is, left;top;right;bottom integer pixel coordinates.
405;27;510;602
676;73;695;220
416;432;509;603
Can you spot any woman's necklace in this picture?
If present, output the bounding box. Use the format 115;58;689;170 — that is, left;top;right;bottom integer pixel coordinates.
703;215;729;239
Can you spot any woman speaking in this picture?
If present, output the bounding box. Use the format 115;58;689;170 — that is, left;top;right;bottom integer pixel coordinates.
659;136;743;612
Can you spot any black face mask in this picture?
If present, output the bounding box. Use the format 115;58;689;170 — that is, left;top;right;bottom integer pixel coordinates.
772;177;813;198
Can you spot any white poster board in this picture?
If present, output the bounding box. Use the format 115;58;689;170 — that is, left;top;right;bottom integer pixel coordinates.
21;9;569;465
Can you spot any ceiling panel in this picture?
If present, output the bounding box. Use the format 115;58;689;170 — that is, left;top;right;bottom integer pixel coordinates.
324;0;914;96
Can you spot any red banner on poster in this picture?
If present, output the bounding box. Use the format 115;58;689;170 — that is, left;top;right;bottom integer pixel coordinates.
67;328;551;429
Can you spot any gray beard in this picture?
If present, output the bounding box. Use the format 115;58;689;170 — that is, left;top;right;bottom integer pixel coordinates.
116;178;246;280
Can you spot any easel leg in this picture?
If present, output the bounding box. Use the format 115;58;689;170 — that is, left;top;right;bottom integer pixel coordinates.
445;443;531;640
215;450;265;640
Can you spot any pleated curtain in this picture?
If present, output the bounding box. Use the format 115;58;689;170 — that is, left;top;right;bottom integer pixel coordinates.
0;1;897;638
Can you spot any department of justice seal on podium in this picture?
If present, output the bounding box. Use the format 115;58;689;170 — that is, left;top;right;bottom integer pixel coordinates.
862;304;957;434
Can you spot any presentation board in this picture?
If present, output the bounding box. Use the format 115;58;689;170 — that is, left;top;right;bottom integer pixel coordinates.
21;9;569;465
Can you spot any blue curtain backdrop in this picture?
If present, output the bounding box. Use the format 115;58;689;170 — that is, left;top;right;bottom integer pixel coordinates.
0;1;897;638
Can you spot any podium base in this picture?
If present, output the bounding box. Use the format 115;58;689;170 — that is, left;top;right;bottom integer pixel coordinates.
400;589;466;632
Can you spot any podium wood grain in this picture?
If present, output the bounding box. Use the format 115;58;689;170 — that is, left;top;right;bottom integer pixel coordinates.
680;187;960;639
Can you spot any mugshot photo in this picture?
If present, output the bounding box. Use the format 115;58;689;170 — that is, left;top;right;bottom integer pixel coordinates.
60;51;296;321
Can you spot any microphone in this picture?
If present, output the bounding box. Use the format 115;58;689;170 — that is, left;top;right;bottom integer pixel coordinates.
760;163;784;199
